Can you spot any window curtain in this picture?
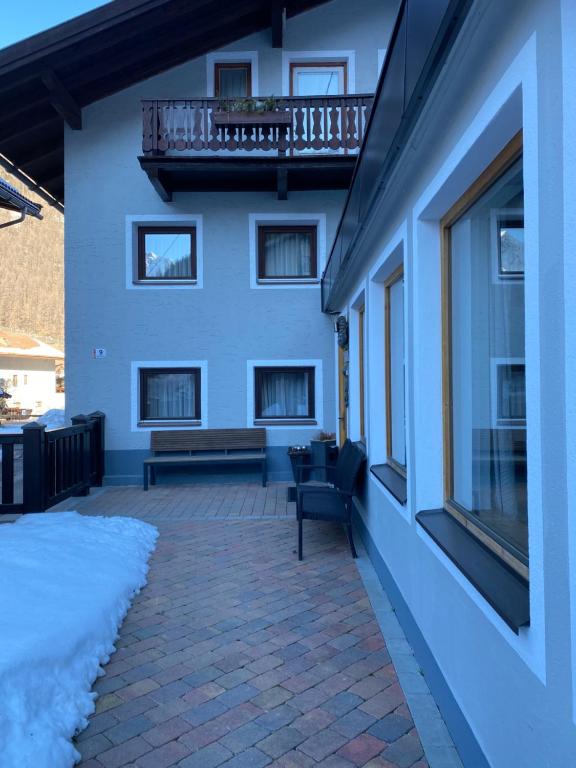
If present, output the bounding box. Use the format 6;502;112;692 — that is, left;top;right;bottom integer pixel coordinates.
260;371;309;417
146;373;196;419
218;67;248;97
264;232;311;277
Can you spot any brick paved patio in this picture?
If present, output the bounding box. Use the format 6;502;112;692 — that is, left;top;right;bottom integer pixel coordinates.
50;485;443;767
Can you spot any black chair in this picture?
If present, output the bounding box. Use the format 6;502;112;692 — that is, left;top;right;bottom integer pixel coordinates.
296;440;366;560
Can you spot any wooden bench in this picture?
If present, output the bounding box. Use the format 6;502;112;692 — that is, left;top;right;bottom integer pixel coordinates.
143;428;267;489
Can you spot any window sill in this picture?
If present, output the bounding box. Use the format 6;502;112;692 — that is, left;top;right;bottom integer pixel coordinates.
370;463;407;505
133;280;198;286
416;508;530;634
254;419;317;426
137;420;201;428
256;279;319;285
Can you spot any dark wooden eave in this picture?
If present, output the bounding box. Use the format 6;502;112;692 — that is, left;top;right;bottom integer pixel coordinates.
0;0;330;206
138;155;358;200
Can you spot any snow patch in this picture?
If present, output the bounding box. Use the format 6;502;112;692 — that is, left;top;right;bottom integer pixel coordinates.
0;512;158;767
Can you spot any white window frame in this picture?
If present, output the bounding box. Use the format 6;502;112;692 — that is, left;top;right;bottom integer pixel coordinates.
248;213;326;289
125;215;203;290
247;359;323;429
207;51;259;97
131;360;208;432
282;50;356;95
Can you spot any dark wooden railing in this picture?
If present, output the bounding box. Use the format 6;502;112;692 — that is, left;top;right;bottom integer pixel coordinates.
142;96;373;155
0;411;105;515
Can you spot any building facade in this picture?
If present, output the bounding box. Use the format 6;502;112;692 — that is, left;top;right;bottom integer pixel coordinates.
63;0;393;483
323;0;576;766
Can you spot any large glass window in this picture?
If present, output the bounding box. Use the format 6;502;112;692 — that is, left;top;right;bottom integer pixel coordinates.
445;149;527;562
358;305;365;440
140;368;200;422
137;227;196;281
255;367;315;420
385;267;406;474
257;226;317;280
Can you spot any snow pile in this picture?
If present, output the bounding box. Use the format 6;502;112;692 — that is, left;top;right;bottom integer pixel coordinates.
36;408;67;430
0;512;158;768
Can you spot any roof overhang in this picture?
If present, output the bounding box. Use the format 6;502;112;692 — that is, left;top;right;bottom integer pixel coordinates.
0;0;330;207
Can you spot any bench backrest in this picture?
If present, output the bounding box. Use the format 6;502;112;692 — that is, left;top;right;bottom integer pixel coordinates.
151;428;266;453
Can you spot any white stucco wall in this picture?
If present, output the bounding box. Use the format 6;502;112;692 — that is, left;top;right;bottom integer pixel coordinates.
336;0;576;765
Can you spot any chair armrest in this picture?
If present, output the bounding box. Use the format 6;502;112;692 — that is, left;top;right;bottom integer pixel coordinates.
296;464;336;482
298;485;352;501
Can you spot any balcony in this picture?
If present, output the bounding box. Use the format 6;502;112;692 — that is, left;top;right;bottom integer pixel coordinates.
139;95;373;200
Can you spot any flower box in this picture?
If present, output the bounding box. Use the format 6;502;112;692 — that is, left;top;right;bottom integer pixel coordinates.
213;111;292;126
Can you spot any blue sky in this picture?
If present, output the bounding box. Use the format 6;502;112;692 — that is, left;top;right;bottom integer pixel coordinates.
0;1;112;49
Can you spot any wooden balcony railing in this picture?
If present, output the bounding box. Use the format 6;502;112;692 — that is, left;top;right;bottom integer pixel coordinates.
142;96;374;155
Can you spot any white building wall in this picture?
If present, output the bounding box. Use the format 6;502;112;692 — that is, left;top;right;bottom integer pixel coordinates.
336;0;576;765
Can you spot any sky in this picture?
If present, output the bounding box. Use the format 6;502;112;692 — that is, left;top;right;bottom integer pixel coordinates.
0;1;112;49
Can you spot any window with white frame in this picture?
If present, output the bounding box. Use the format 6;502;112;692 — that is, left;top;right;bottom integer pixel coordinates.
443;137;527;564
385;266;406;475
254;367;315;421
257;225;317;281
139;368;201;423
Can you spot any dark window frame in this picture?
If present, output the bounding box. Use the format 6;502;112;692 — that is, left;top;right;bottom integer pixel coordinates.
214;62;252;97
139;367;201;423
254;366;315;420
257;225;318;281
137;226;197;282
384;264;406;479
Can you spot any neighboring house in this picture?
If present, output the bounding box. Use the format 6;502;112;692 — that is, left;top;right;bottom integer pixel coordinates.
1;1;575;767
0;329;64;414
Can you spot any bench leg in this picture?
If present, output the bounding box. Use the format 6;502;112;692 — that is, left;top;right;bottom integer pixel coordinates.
262;460;267;487
298;517;303;561
143;464;148;491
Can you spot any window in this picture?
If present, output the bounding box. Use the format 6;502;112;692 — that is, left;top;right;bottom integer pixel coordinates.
255;367;315;421
385;266;406;476
12;375;18;387
139;368;200;423
358;305;365;440
23;375;28;385
137;227;196;282
257;226;317;281
442;136;527;567
215;62;251;97
290;62;347;96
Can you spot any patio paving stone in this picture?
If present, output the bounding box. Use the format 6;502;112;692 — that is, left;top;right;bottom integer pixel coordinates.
49;484;447;767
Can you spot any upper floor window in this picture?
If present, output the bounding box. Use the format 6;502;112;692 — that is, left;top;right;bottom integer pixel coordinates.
385;266;406;476
137;227;197;282
443;139;526;566
255;367;315;421
290;62;347;95
139;367;201;423
214;62;251;97
257;225;317;281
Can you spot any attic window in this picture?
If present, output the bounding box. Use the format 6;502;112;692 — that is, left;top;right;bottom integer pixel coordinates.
137;226;197;282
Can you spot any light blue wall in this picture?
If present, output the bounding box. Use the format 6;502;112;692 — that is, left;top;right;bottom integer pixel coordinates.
338;0;576;765
64;0;395;483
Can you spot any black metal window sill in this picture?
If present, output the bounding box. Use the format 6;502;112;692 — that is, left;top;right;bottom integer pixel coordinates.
133;280;198;286
256;279;319;285
370;463;407;504
416;509;530;634
254;419;317;426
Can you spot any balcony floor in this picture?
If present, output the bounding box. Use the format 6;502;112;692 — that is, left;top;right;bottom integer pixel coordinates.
47;483;462;768
139;155;358;200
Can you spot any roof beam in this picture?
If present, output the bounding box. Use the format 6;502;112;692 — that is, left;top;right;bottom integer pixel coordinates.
148;168;172;202
41;70;82;129
271;1;286;48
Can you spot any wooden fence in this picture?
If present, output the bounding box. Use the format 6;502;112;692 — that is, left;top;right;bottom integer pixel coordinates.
0;411;105;515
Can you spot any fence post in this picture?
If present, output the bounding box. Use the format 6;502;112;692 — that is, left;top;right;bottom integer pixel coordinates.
71;414;91;496
22;422;47;512
87;411;105;486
